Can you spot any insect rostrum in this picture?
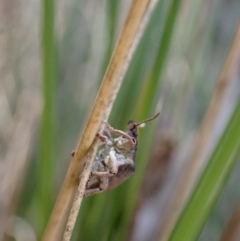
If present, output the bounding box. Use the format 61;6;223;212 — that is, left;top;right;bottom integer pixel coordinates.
84;112;160;197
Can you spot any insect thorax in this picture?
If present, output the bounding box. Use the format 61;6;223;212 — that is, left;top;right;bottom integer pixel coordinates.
113;135;137;160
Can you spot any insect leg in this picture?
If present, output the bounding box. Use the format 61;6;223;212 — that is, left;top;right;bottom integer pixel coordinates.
103;122;135;146
99;176;109;190
90;152;118;177
84;176;109;197
107;150;119;174
91;171;113;177
71;131;112;157
96;132;108;143
84;188;103;197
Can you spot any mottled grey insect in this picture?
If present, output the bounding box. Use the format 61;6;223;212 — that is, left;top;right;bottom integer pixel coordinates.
83;113;160;197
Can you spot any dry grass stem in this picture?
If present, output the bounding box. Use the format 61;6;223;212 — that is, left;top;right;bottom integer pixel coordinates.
42;0;151;240
159;23;240;241
62;139;99;241
220;202;240;241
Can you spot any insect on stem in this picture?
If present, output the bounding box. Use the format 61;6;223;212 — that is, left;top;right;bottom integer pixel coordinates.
82;111;160;197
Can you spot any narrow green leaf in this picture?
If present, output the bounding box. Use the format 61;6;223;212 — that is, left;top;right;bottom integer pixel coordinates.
169;100;240;241
39;0;56;233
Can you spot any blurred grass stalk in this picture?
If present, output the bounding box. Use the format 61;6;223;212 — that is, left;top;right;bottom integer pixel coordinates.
0;92;40;240
165;22;240;241
39;0;56;234
220;202;240;241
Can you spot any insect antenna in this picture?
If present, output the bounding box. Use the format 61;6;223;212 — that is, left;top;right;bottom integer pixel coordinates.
135;112;160;127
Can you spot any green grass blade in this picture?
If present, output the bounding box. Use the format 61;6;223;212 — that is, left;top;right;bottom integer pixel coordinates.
39;0;56;233
139;0;182;117
169;99;240;241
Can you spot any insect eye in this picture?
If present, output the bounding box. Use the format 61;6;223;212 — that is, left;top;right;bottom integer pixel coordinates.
130;124;134;129
127;120;135;128
127;123;135;130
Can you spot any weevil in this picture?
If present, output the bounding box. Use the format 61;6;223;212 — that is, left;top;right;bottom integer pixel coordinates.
75;113;160;197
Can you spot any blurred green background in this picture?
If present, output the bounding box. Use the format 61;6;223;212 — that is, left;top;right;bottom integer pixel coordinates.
0;0;240;241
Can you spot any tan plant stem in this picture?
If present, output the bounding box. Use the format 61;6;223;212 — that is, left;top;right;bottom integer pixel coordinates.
159;22;240;241
62;139;99;241
0;90;40;240
42;0;151;240
220;202;240;241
